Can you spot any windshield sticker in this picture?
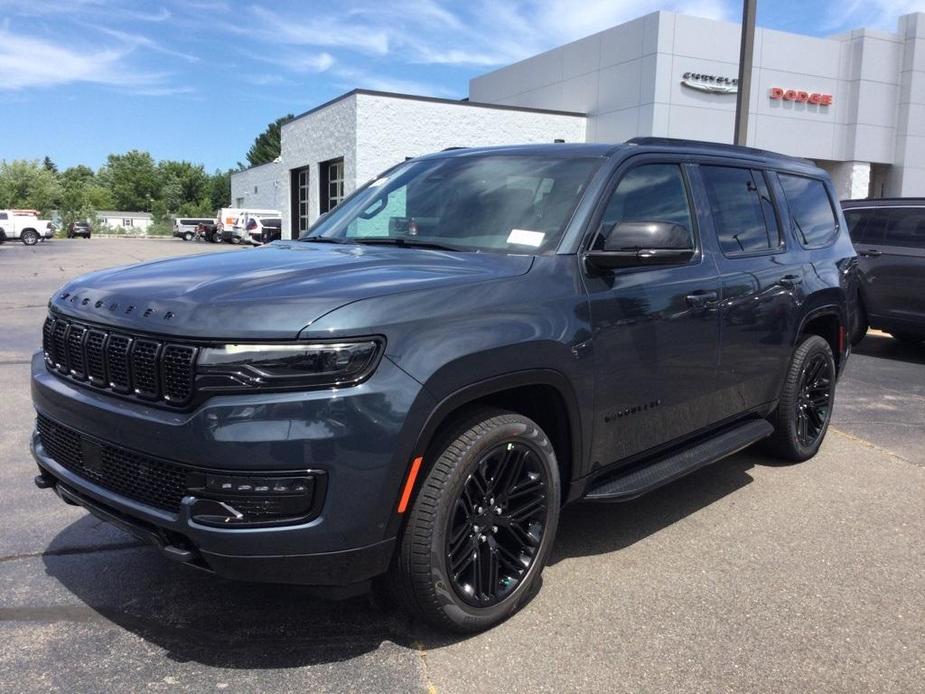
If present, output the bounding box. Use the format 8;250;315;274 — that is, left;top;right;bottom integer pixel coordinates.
507;229;545;247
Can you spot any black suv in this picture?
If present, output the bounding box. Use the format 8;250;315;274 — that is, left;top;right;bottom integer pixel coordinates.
30;140;855;632
842;198;925;344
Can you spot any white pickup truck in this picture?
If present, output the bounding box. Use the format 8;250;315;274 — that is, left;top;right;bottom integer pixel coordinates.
0;210;55;245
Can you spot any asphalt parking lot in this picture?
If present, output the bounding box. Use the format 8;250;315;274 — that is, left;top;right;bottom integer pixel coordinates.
1;238;923;693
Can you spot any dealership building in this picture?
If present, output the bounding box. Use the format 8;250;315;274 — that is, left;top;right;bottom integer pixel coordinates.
232;10;925;239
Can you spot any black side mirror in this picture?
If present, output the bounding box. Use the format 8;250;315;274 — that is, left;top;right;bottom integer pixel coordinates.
585;221;694;270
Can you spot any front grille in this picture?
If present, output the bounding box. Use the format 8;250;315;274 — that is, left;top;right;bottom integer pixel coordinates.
42;314;197;406
36;414;188;512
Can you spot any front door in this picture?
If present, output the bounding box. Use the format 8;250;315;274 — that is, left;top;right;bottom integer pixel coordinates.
585;161;721;465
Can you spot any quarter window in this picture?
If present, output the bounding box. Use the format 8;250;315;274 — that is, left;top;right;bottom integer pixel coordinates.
778;174;839;248
700;166;781;256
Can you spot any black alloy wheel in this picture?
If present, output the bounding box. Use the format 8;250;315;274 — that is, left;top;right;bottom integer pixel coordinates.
795;352;833;448
765;334;836;462
387;409;560;632
446;441;549;607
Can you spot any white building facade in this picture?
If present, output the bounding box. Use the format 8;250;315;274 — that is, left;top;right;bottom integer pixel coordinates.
232;10;925;239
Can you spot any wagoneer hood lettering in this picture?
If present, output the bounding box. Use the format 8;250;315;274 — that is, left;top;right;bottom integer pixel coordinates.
49;243;533;339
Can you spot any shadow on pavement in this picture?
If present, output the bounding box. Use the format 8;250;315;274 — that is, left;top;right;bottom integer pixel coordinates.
43;451;762;667
852;332;925;365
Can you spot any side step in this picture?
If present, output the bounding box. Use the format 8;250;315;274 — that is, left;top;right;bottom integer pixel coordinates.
583;419;774;502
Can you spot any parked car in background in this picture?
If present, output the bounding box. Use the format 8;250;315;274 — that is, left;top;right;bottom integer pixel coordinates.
222;210;281;244
196;221;221;243
245;216;282;245
174;217;215;242
842;198;925;345
67;221;92;239
215;208;279;244
0;210;54;245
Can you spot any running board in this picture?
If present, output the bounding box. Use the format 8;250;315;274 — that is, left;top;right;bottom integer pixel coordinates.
583;419;774;502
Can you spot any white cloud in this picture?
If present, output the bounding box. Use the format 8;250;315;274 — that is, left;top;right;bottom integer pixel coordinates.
822;0;925;32
0;28;165;90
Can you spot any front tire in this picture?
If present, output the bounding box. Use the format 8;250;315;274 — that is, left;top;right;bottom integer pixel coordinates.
183;232;193;241
765;335;836;462
389;410;560;632
21;229;39;246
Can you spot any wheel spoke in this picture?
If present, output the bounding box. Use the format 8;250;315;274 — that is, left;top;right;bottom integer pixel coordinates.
444;440;549;607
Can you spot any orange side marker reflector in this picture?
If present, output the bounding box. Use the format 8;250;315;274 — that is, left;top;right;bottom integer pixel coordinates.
397;457;424;514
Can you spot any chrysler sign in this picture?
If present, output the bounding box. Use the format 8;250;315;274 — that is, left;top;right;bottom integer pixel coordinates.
681;72;738;94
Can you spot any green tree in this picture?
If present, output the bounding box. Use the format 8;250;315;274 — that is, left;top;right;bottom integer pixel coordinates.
43;156;58;174
60;165;95;189
98;150;160;211
243;114;293;168
158;160;209;211
208;169;231;211
0;159;62;213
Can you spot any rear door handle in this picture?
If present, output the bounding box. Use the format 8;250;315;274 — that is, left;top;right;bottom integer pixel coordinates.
780;274;803;288
686;290;718;307
858;249;882;257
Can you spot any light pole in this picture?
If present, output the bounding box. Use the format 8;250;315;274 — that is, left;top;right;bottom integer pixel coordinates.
734;0;757;145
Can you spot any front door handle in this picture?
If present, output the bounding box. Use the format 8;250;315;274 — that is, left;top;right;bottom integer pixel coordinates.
858;248;882;257
780;274;803;288
686;290;718;307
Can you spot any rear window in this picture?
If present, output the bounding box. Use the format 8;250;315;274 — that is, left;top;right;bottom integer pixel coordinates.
700;165;781;256
778;174;839;248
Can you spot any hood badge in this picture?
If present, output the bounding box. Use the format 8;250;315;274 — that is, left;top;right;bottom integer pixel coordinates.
56;293;179;321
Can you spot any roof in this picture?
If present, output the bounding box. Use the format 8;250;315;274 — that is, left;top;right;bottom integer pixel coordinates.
626;137;815;167
285;88;587;128
842;198;925;207
415;142;622;161
97;211;153;218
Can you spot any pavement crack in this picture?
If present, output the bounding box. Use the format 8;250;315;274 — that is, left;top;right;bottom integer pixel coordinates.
0;540;146;564
413;640;438;694
830;427;915;466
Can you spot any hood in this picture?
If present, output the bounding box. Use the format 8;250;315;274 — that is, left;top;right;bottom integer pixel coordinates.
49;242;534;339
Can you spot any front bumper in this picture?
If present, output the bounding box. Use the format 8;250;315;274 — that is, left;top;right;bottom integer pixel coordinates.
31;351;434;586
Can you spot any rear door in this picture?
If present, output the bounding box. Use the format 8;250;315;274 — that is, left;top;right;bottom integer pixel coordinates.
692;163;805;419
848;206;925;329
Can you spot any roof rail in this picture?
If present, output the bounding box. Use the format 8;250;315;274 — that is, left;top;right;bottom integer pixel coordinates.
626;137;813;165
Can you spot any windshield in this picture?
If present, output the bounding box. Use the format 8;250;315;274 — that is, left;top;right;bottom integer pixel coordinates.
301;154;601;254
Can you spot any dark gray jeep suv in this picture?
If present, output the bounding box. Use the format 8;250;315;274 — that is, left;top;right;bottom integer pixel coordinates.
31;139;855;632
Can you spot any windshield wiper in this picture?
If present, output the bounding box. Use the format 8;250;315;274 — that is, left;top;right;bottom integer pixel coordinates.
354;238;462;252
298;235;351;244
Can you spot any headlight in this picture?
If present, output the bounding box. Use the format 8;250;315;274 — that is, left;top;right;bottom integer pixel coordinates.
196;339;383;391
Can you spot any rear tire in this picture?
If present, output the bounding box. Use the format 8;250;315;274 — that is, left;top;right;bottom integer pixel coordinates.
765;335;836;462
890;332;924;345
21;229;39;246
387;409;560;633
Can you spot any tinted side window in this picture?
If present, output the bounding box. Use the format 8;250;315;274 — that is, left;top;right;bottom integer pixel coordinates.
599;163;693;237
778;174;838;247
700;166;780;255
882;208;925;249
844;208;888;245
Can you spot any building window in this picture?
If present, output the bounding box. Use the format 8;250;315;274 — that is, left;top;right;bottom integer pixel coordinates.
254;185;258;194
290;166;311;237
123;218;133;227
320;158;345;213
235;197;244;207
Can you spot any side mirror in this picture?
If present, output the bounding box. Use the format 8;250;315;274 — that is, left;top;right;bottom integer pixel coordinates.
585;221;694;270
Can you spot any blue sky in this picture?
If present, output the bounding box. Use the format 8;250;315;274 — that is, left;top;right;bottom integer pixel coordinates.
0;0;922;172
